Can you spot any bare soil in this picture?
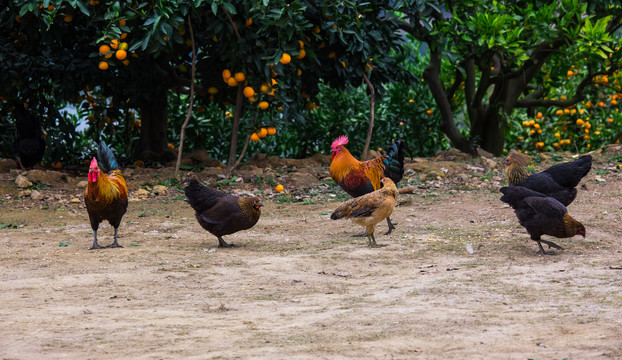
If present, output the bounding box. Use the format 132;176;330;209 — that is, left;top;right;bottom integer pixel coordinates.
1;148;621;359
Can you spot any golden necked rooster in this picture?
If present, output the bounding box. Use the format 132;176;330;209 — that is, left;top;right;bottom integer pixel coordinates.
84;142;128;250
329;135;410;235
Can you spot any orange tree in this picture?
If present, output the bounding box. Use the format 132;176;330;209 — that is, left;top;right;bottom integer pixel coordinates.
398;0;622;155
1;0;408;164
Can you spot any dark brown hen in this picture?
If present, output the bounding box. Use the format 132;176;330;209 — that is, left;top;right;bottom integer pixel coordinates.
184;179;263;247
500;186;586;255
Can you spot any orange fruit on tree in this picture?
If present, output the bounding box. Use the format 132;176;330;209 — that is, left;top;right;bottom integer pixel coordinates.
295;49;306;60
119;19;126;26
222;69;231;81
426;109;433;115
110;39;119;49
98;61;109;70
267;127;276;136
260;84;269;93
208;87;218;95
298;40;304;49
99;44;111;55
536;112;543;119
115;49;127;60
120;33;128;39
119;42;129;51
227;77;238;87
257;128;268;138
245;18;252;26
63;14;73;22
52;161;62;169
280;53;291;64
234;72;245;82
250;133;260;142
243;86;255;98
122;59;130;66
258;101;269;110
328;51;336;58
275;184;284;192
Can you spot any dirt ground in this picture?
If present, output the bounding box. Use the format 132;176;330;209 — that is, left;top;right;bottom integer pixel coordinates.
1;148;621;359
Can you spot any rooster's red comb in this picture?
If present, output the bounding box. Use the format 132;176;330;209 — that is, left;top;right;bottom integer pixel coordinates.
331;135;349;149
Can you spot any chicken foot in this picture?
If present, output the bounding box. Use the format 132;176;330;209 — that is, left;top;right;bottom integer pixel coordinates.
217;236;235;248
89;230;103;250
107;228;123;248
384;217;397;235
536;239;563;255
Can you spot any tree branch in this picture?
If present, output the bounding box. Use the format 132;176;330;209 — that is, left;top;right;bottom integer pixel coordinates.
222;6;241;39
227;135;251;176
515;67;622;108
361;71;375;159
175;16;196;177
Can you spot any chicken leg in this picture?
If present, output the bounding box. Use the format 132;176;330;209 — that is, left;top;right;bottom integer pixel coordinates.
384;217;397;235
217;236;235;248
536;239;563;255
107;228;123;248
89;230;103;250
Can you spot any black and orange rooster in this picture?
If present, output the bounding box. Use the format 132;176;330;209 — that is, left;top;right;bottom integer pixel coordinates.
500;186;586;255
84;142;128;250
331;178;398;247
329;135;410;235
184;179;263;248
504;154;592;206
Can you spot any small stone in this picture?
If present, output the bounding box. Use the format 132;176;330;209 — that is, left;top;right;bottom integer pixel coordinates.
15;175;32;188
152;185;168;195
77;180;88;188
136;188;149;199
71;198;81;204
30;190;42;200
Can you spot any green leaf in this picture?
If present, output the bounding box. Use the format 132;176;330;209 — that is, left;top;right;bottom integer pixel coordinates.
211;2;218;15
222;2;237;15
75;1;90;16
59;242;70;247
130;243;141;246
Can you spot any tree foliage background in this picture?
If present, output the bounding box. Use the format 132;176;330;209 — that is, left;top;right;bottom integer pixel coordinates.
1;0;621;167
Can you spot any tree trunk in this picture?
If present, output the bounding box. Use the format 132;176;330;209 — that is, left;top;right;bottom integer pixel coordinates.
423;51;477;156
471;107;506;155
136;88;176;163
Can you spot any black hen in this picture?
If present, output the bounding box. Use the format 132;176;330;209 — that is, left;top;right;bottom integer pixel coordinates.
500;186;586;254
504;155;592;206
184;179;263;248
12;106;46;169
542;155;592;188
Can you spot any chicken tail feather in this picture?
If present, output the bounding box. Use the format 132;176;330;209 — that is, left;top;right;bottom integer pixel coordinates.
97;141;120;173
